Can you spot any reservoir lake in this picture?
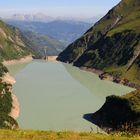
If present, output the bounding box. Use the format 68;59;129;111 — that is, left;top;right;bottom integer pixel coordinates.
7;60;134;132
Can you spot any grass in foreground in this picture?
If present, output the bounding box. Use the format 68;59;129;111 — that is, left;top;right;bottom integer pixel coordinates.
0;129;139;140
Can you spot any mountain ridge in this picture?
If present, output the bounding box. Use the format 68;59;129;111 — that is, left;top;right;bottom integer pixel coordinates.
57;0;140;85
6;20;92;45
22;31;65;56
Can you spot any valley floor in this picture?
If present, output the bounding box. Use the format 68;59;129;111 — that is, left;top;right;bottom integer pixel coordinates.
0;129;139;140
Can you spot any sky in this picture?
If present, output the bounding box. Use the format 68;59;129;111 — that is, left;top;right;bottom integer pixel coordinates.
0;0;121;18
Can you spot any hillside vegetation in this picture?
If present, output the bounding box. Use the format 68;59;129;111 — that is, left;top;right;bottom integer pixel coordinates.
0;20;35;61
92;90;140;132
0;64;18;129
0;129;139;140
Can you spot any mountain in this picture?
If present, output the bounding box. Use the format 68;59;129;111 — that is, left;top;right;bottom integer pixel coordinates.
11;13;54;23
58;0;140;85
22;31;65;56
58;0;140;132
6;20;92;45
8;13;101;24
0;20;36;61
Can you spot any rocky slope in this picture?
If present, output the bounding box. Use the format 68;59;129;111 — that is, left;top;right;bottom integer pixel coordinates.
58;0;140;85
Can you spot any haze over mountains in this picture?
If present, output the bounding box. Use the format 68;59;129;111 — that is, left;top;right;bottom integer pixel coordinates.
5;13;101;23
3;13;94;56
7;13;54;23
6;19;92;45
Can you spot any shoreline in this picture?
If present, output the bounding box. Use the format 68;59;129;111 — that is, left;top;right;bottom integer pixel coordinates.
9;93;20;119
80;66;139;90
2;72;20;119
2;55;33;66
2;55;57;120
1;55;33;120
80;67;103;75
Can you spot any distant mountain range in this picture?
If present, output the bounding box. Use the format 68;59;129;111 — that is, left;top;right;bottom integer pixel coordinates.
10;13;54;23
22;31;65;56
6;13;101;23
6;19;92;45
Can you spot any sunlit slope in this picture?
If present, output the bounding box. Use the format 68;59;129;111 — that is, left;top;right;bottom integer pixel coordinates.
0;20;34;61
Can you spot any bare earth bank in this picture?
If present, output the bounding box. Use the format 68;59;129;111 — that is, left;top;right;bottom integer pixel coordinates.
2;55;33;66
2;73;19;119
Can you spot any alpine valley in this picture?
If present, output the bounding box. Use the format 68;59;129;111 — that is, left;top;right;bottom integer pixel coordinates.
0;0;140;139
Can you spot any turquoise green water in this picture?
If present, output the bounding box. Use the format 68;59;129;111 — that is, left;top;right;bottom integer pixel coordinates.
7;61;134;132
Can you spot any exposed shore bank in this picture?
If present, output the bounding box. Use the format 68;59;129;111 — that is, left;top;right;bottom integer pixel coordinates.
80;66;139;90
2;73;20;119
1;55;33;120
9;93;20;119
2;55;58;120
2;55;33;66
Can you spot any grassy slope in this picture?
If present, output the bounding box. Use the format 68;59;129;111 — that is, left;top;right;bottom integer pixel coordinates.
0;20;33;61
123;90;140;116
91;90;140;132
0;129;139;140
83;0;140;84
